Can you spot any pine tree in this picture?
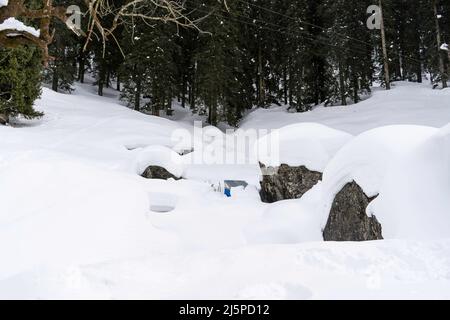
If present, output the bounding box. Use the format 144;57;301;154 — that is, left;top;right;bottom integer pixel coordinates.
0;46;43;124
44;6;78;93
119;19;177;114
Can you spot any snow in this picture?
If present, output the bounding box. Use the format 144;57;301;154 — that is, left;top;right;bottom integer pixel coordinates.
0;0;7;8
369;124;450;239
321;125;437;199
0;17;40;37
0;158;179;279
441;43;449;51
1;81;450;299
241;82;450;135
135;145;184;177
256;123;352;172
317;125;439;235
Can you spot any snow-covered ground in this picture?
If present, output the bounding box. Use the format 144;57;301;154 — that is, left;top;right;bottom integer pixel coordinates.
0;81;449;299
241;82;450;134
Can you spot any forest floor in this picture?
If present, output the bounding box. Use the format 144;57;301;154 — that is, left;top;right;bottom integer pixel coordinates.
0;81;449;299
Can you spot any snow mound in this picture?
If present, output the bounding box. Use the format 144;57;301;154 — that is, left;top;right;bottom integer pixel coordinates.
135;145;184;178
317;125;438;232
0;158;178;279
369;124;450;239
322;125;437;198
257;123;352;172
245;183;324;244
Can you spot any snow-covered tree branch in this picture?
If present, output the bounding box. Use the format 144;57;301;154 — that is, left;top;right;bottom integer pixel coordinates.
0;0;224;63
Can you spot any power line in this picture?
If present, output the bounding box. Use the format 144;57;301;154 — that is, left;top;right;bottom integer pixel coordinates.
233;0;423;64
194;6;419;66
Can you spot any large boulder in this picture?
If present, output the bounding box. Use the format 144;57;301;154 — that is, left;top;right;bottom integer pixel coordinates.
323;181;383;241
259;163;322;203
141;166;180;180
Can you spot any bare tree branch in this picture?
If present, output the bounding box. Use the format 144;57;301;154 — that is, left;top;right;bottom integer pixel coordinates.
0;0;228;62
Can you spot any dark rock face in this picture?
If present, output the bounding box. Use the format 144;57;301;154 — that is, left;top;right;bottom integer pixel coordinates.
323;181;383;241
259;163;322;203
142;166;179;180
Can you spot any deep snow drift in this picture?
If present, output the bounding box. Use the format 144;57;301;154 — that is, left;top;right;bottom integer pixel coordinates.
0;81;449;299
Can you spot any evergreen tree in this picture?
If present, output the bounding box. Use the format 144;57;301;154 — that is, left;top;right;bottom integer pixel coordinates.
44;4;78;93
0;46;43;124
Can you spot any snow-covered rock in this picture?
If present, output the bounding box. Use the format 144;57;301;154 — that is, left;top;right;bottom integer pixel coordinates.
259;164;322;203
256;123;353;172
135;145;184;178
320;125;437;241
323;181;383;241
257;123;351;202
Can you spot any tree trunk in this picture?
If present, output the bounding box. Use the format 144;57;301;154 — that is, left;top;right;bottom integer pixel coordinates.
116;75;121;91
78;50;85;83
106;69;110;88
283;65;288;105
181;74;187;109
338;58;347;106
379;0;391;90
257;44;265;107
288;59;294;106
98;63;105;96
134;77;141;111
52;66;59;92
434;0;448;88
190;74;196;112
98;78;103;96
415;41;422;83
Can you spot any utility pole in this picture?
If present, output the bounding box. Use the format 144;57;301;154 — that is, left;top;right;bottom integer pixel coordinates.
379;0;391;90
434;0;448;88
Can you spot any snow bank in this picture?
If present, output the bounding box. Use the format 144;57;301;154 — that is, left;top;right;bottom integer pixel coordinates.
2;80;450;298
245;183;324;244
0;18;40;37
0;0;8;8
319;125;437;227
0;158;178;279
322;125;437;197
240;82;450;135
369;124;450;239
257;123;352;172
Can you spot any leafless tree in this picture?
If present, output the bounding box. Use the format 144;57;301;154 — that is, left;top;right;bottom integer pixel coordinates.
0;0;226;63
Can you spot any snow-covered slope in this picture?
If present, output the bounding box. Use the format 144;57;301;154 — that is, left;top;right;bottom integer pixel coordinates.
0;82;450;299
241;82;450;135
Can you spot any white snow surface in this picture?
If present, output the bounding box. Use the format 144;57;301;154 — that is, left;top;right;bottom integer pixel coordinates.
369;124;450;239
240;82;450;135
0;17;40;37
256;123;353;171
1;81;450;299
